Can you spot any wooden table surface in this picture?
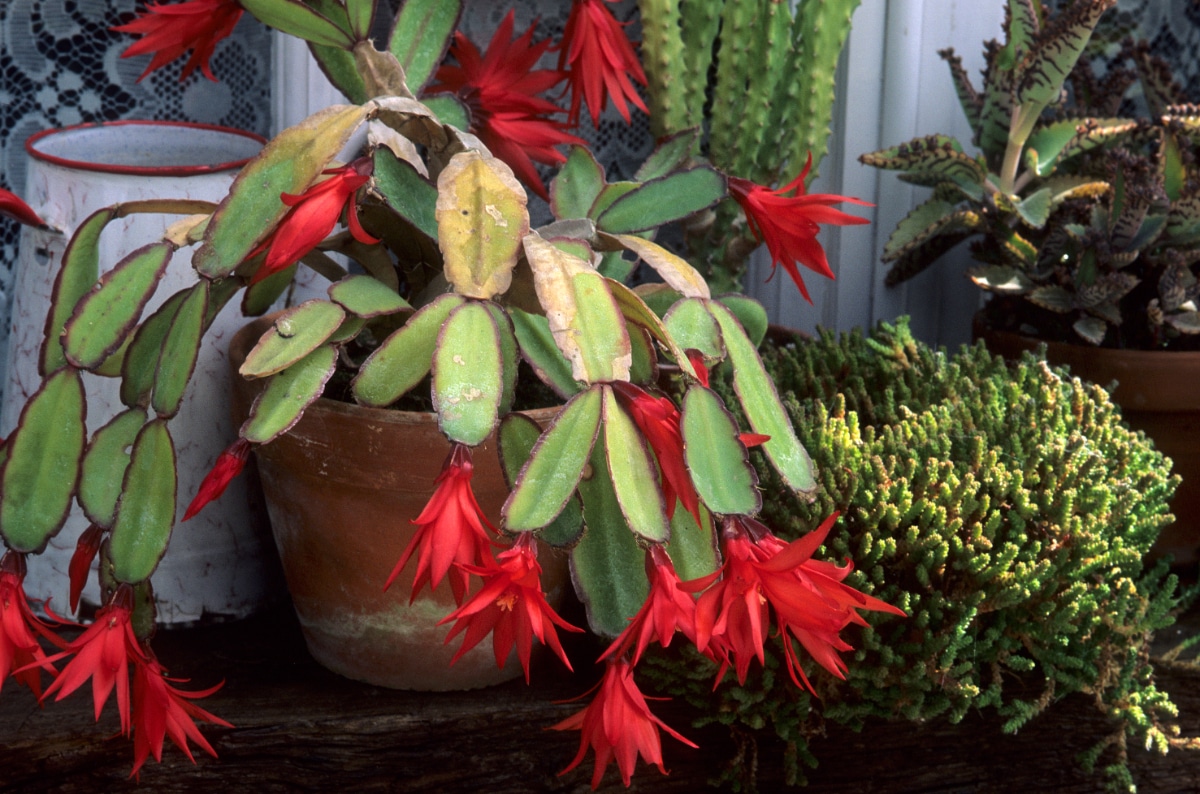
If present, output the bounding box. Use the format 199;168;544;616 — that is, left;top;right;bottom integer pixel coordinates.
4;599;1200;793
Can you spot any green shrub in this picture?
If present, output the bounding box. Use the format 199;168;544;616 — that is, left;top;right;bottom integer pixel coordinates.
644;318;1189;791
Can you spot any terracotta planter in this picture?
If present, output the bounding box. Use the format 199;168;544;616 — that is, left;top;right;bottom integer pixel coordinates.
229;315;569;690
976;318;1200;565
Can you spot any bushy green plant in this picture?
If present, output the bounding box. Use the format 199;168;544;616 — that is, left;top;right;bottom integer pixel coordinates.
645;318;1192;791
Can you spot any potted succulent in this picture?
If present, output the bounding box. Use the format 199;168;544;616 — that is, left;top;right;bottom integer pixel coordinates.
0;0;897;787
860;0;1200;563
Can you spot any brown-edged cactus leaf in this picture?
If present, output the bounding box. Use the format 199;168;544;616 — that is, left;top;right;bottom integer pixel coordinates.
482;302;519;415
241;344;338;444
663;297;724;361
508;307;581;399
599;232;710;299
605;278;697;380
0;369;86;553
681;385;760;515
62;241;172;371
432;301;503;446
372;146;439;240
241;263;297;317
79;409;146;529
240;299;346;379
344;0;374;39
119;290;188;409
108;419;176;584
602;386;670;543
551;146;606;220
594;167;725;235
666;503;718;582
388;0;461;93
709;301;815;495
497;413;584;548
352;293;463;406
195;103;369;278
634;283;683;319
42;208;111;376
627;324;657;386
308;43;368;104
436;150;529;300
716;295;769;349
238;0;354;47
328;273;411;317
151;282;208;418
503;386;602;532
634;129;701;182
587;181;638;220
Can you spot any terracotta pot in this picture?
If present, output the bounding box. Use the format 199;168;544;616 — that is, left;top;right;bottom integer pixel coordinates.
229;315;569;690
975;317;1200;565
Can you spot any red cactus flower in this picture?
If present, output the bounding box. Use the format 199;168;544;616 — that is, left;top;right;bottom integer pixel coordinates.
739;432;770;448
385;443;497;605
727;155;872;303
684;350;709;387
247;157;379;285
601;544;696;665
68;524;106;614
113;0;244;82
183;438;252;521
0;552;67;698
552;656;697;789
0;187;47;227
42;585;145;734
429;11;584;200
558;0;648;126
610;382;701;527
131;655;232;778
686;513;904;691
439;532;581;682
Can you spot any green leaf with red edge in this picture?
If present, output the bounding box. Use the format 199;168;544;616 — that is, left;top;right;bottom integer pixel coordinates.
238;0;354;47
482;302;519;415
433;302;503;446
0;368;86;553
195;103;369;279
497;413;584;548
151;283;208;418
344;0;375;39
388;0;462;93
664;297;725;361
503;386;602;531
508;307;581;399
595;167;726;234
634;129;701;182
634;283;683;319
681;385;761;515
600;232;710;299
240;299;346;379
42;208;111;375
241;344;339;444
372;146;439;240
308;43;368;103
709;300;816;494
588;181;637;220
63;241;172;371
716;294;769;348
602;386;670;543
241;262;297;317
79;409;146;529
666;503;718;583
550;146;606;220
606;278;698;379
120;290;188;409
571;434;649;638
628;324;657;386
352;293;464;406
328;273;411;317
109;419;176;584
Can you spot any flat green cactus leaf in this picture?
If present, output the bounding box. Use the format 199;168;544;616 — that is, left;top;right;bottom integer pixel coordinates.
344;0;373;38
195;103;368;279
508;307;581;399
601;232;710;299
602;386;670;543
1015;0;1115;114
681;385;761;516
627;324;657;386
328;273;411;317
63;241;172;371
551;146;607;220
421;94;469;130
240;299;346;379
666;503;718;583
119;290;188;409
595;167;726;235
503;385;602;532
1025;118;1138;177
372;146;439;240
42;208;111;376
436;151;528;300
633;283;683;319
663;297;725;361
388;0;461;92
307;43;368;104
150;283;208;418
716;295;769;348
109;419;176;584
596;250;634;283
860;136;986;198
571;434;649;638
634;129;701;182
238;0;354;47
709;301;816;495
79;409;146;529
882;199;982;263
327;315;365;345
587;181;638;220
497;413;584;548
481;302;518;415
352;293;463;406
432;302;503;446
605;278;697;380
241;263;297;317
0;369;86;553
241;344;338;444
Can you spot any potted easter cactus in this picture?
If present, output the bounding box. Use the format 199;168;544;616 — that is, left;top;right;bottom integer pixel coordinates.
0;0;902;787
860;0;1200;563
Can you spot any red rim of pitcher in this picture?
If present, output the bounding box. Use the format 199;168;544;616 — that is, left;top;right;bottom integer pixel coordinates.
25;120;266;177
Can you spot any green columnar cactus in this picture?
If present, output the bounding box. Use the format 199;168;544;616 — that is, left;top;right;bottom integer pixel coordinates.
644;319;1191;792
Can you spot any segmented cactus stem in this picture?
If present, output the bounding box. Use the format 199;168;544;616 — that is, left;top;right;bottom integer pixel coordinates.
638;0;691;138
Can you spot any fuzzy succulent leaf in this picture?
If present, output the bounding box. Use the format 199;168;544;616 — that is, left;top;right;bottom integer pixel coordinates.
1165;311;1200;334
108;419;176;584
241;344;338;444
1028;285;1075;312
550;146;606;221
681;385;760;515
387;0;461;94
432;301;503;447
969;265;1035;295
595;167;726;235
1073;314;1108;344
352;294;463;407
79;409;146;530
496;413;584;548
602;386;671;543
240;299;346;379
